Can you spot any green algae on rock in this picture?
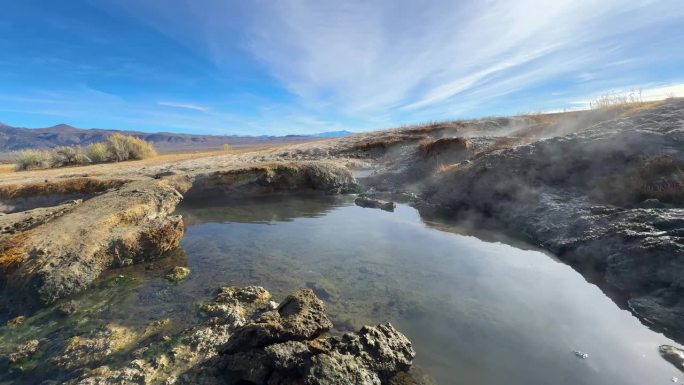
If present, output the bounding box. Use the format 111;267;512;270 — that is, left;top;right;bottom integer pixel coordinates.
165;266;190;282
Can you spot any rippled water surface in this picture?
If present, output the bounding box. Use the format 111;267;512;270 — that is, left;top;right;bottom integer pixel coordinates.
1;194;681;384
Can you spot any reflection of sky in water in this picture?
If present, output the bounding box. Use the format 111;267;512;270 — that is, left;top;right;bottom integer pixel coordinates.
174;195;682;385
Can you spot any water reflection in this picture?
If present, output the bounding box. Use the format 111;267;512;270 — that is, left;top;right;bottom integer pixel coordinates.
2;195;679;384
174;195;682;385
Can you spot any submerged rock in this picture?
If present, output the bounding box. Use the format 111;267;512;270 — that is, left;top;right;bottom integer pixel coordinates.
355;196;396;212
57;300;79;316
660;345;684;372
8;339;40;364
54;324;138;370
72;286;275;384
7;315;25;326
165;266;190;282
72;287;415;385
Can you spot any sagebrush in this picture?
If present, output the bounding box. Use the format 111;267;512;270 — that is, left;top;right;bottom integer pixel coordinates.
14;134;157;170
15;149;52;170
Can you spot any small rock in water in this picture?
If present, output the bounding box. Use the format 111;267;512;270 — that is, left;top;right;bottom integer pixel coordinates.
354;196;396;212
573;350;589;359
57;300;78;316
659;345;684;371
7;315;26;326
9;339;40;364
165;266;191;282
672;377;679;383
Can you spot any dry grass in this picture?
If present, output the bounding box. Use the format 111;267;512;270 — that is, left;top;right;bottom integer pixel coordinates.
352;136;411;152
590;89;644;110
0;164;15;174
0;144;284;185
591;154;684;204
418;137;471;157
12;134;157;171
618;100;666;117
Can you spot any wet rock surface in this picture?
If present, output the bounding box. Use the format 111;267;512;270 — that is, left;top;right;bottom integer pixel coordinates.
659;345;684;372
8;339;40;364
164;266;190;282
219;289;415;385
68;286;414;385
0;180;185;313
355;196;396;212
420;99;684;341
0;161;358;317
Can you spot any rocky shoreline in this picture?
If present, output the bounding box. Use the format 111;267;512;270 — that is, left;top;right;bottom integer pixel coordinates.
419;100;684;342
3;286;415;385
1;99;683;380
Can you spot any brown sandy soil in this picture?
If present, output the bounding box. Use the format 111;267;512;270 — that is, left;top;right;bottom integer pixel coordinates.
0;141;329;187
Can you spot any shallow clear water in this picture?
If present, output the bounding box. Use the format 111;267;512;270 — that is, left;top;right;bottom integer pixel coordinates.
1;194;681;384
174;195;681;385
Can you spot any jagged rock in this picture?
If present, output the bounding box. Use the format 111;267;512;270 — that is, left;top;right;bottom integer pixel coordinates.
355;197;396;212
660;345;684;372
219;289;415;385
222;289;333;354
8;339;40;364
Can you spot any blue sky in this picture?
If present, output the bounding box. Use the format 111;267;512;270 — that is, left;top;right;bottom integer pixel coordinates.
1;0;683;135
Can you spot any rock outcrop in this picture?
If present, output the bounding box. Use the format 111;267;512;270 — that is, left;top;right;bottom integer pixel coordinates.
71;287;414;385
219;288;415;385
0;180;184;313
0;160;358;316
184;161;358;201
422;99;684;341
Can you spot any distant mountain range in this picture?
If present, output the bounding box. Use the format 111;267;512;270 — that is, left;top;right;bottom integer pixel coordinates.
0;123;352;153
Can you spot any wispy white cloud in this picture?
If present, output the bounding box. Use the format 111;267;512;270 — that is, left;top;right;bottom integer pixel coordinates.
13;0;684;134
241;0;684;116
157;101;209;112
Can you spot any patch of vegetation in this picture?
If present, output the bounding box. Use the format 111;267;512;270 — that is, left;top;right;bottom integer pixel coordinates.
13;134;157;171
418;137;470;157
591;154;684;205
106;133;157;161
14;149;52;171
590;88;643;110
85;142;110;163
